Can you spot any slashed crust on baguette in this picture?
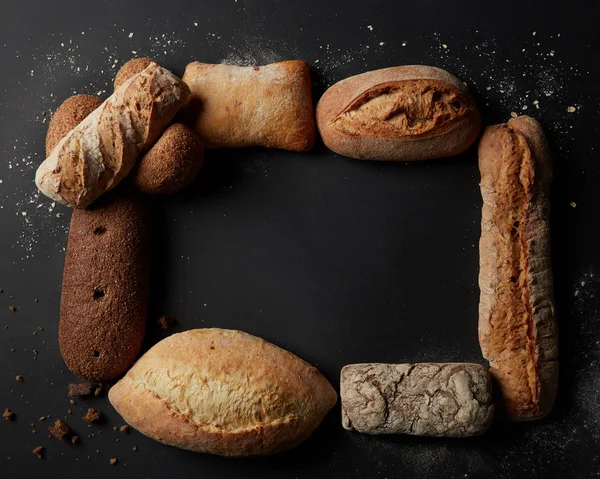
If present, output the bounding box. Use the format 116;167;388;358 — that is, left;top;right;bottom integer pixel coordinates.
478;115;557;420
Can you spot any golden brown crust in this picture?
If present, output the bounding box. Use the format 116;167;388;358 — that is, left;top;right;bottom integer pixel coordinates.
114;58;157;90
59;193;152;381
109;329;337;456
181;60;316;151
478;115;557;421
45;95;102;156
316;65;481;161
132;123;203;194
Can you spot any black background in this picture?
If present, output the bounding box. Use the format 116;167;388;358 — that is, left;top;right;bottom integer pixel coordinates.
1;1;599;477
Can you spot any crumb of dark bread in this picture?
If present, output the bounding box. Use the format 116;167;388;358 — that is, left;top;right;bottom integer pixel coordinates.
71;435;79;444
83;408;101;423
119;425;129;433
3;408;14;420
109;457;118;465
114;57;157;89
157;315;177;331
15;376;23;382
33;446;44;458
48;419;70;440
94;385;103;396
68;382;93;397
45;95;102;156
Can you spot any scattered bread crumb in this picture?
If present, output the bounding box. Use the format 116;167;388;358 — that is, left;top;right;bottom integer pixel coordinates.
109;457;118;465
9;306;16;312
15;375;23;382
119;425;129;433
570;202;577;208
48;419;70;441
3;408;14;421
94;385;103;396
567;106;576;113
68;382;93;397
157;315;177;331
132;446;138;451
510;112;518;118
83;408;101;423
33;446;44;458
71;435;79;444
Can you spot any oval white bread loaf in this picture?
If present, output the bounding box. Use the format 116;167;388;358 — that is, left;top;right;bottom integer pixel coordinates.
108;329;337;456
35;63;190;208
316;65;481;161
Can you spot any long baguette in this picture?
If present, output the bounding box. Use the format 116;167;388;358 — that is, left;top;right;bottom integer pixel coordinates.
478;115;558;420
35;63;190;208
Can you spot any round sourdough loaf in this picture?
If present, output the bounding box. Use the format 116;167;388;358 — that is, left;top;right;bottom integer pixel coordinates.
316;65;481;161
109;328;337;456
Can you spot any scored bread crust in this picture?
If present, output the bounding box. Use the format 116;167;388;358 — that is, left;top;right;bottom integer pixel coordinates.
109;329;337;456
478;115;557;421
181;60;316;151
35;63;190;208
316;65;481;161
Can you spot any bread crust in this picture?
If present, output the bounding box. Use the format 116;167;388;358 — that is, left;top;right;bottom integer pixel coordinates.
35;63;190;208
316;65;481;161
341;363;493;437
59;193;152;381
182;60;316;151
478;115;557;421
109;329;337;456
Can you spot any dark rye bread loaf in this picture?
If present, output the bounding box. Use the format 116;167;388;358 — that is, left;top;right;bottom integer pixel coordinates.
316;65;481;161
478;115;557;420
59;193;152;381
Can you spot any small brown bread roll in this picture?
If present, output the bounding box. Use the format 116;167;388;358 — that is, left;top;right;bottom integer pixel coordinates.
341;363;493;437
182;60;316;151
478;115;557;421
114;57;157;90
109;329;337;456
132;123;203;194
46;95;102;156
59;194;152;381
316;65;481;161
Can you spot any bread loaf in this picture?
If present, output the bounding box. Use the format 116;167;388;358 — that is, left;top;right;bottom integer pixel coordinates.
341;363;493;437
59;193;151;381
132;123;203;194
46;95;102;156
109;329;337;456
316;65;481;161
181;60;316;151
478;115;557;420
35;63;190;208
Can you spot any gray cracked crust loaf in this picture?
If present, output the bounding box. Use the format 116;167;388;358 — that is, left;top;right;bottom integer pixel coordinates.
59;193;151;381
316;65;481;161
478;115;558;421
181;60;316;151
109;328;337;456
35;63;190;208
340;363;493;437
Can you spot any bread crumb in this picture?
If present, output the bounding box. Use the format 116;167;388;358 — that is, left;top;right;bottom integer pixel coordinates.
128;32;134;38
9;306;16;312
132;446;138;451
570;202;577;208
442;44;448;49
39;416;46;421
94;385;103;396
157;315;176;331
567;106;576;113
367;25;373;31
510;112;518;118
3;408;14;421
119;425;129;432
68;382;93;397
71;435;79;444
109;458;118;465
83;408;101;423
48;419;70;441
532;31;537;36
33;446;44;458
15;375;23;382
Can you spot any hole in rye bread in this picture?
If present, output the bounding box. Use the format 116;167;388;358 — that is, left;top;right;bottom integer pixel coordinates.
93;288;105;300
449;98;462;109
432;90;442;103
92;350;100;358
93;226;106;235
509;276;517;283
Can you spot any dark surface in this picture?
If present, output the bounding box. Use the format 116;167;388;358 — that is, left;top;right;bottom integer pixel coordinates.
1;1;599;478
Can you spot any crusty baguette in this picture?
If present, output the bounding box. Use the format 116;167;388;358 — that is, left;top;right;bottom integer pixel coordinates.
109;329;337;456
341;363;493;437
316;65;481;161
59;193;151;381
181;60;316;151
35;63;190;208
478;115;557;420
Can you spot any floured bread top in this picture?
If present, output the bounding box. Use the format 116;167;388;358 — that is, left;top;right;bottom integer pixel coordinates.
330;80;470;138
